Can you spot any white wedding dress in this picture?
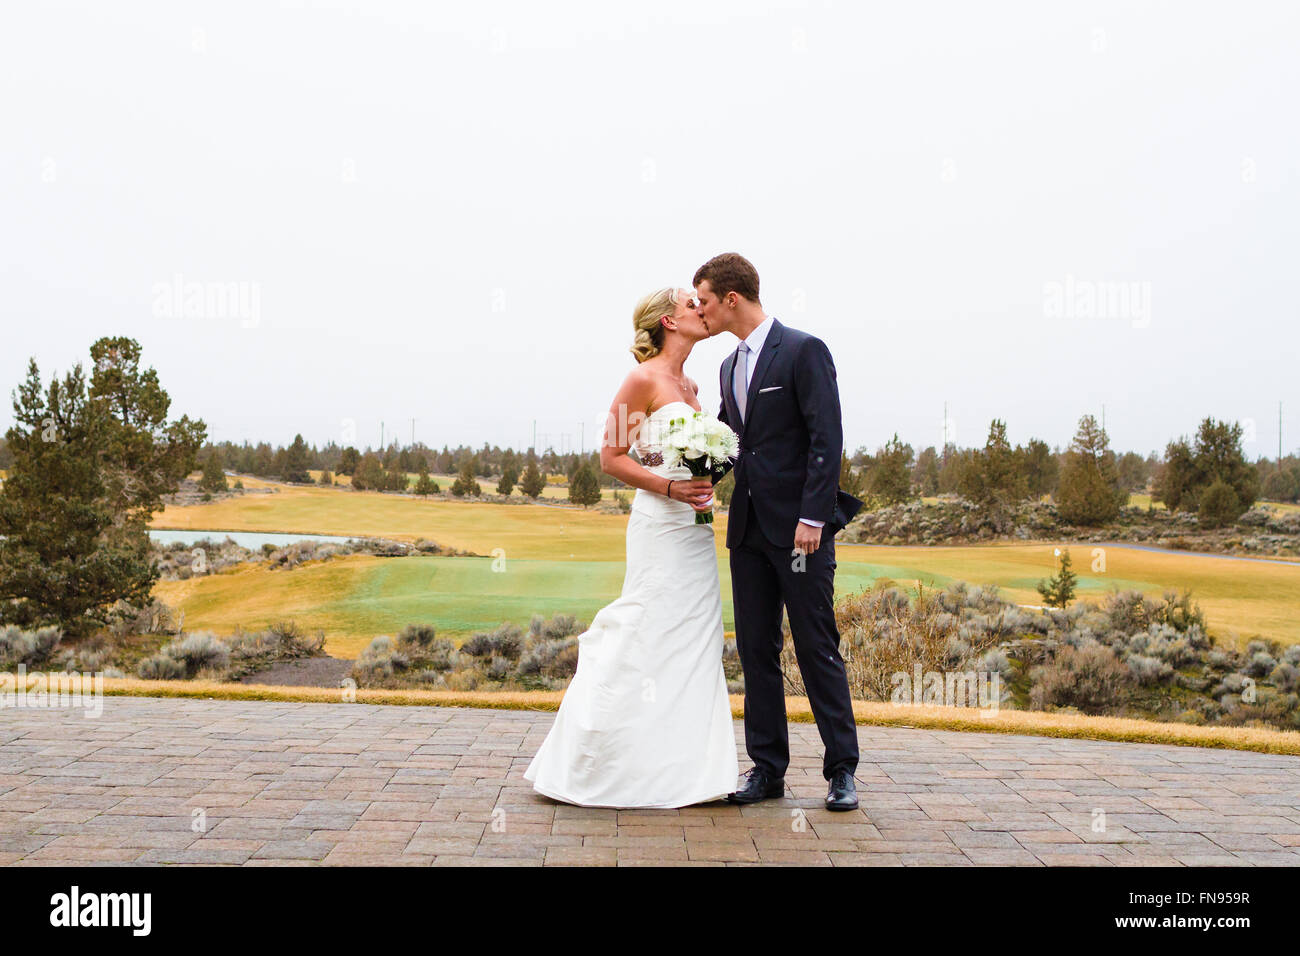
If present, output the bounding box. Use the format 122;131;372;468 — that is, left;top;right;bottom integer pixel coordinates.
524;400;739;808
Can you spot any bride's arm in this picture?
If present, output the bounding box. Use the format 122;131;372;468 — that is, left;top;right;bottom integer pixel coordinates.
598;370;713;510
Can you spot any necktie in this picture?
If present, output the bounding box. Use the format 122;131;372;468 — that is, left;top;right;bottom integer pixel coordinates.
732;341;750;423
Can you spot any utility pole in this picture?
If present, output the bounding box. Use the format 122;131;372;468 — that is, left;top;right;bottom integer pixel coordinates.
410;418;415;449
380;421;384;452
580;422;585;456
1281;401;1284;464
533;419;537;454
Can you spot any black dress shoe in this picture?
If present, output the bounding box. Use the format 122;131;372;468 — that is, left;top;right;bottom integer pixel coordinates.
825;768;859;811
726;768;785;805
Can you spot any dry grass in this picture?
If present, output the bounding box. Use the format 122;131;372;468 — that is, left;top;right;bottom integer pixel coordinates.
87;679;1300;756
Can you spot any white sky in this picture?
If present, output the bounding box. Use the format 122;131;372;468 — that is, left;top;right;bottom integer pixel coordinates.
2;0;1297;459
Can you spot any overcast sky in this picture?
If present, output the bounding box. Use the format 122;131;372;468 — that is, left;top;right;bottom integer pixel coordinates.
3;1;1297;460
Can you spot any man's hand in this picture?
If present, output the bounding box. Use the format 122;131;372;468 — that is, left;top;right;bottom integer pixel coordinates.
793;521;823;555
669;478;715;513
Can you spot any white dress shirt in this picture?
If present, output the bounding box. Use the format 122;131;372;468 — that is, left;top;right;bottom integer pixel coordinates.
738;316;824;530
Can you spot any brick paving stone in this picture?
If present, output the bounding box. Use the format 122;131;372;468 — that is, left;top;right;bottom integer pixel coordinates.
1;697;1297;866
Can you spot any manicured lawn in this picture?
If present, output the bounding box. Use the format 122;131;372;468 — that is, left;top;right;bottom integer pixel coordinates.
154;478;1300;656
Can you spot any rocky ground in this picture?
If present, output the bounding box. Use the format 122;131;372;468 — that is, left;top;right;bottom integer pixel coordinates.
841;498;1300;560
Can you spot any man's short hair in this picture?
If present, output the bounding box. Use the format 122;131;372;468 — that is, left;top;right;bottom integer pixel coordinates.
693;253;760;303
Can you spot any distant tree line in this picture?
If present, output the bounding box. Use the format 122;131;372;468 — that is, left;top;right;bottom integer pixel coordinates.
200;437;618;497
840;414;1279;528
185;414;1296;520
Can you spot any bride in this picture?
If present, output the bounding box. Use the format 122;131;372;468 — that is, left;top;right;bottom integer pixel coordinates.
523;287;740;808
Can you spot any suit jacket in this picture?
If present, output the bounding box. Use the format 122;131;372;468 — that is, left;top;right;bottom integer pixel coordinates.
716;319;863;549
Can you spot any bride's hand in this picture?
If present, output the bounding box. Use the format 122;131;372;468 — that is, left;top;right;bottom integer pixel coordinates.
669;478;714;511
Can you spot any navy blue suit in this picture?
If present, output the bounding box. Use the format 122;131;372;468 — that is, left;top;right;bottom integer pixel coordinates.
717;319;860;780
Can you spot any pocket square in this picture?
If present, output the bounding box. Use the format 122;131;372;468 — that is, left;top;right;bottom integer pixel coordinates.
758;385;783;393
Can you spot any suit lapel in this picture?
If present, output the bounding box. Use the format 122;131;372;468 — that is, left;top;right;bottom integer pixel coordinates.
721;348;739;427
741;319;783;436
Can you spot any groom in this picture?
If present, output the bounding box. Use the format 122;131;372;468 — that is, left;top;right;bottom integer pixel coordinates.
694;253;864;812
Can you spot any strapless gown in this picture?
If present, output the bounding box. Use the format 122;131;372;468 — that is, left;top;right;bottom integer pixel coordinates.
523;401;739;807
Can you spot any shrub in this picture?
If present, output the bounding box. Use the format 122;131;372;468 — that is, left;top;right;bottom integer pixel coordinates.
1029;643;1129;714
978;648;1015;683
460;623;523;659
1246;651;1278;678
515;638;579;681
1198;479;1240;529
137;654;187;680
107;599;175;639
159;631;231;677
398;623;438;649
529;614;584;641
812;582;1002;702
1211;672;1249;698
1128;654;1174;686
0;625;62;669
353;635;409;681
1270;663;1299;693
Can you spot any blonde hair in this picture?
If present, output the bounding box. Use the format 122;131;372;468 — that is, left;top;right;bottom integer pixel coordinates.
630;287;678;363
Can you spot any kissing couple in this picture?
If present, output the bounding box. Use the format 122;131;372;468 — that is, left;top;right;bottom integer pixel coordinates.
524;252;864;812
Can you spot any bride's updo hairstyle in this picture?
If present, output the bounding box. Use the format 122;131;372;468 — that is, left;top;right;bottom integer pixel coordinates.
630;287;678;363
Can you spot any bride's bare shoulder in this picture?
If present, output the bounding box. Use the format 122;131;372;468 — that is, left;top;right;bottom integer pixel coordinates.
610;362;657;409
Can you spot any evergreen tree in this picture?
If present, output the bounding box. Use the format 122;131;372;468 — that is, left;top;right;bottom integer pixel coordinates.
414;462;439;496
1036;548;1078;609
497;463;519;496
200;450;228;493
0;341;204;635
1018;438;1059;499
88;336;205;511
1197;478;1239;529
337;446;360;476
839;451;866;499
351;452;385;491
958;420;1028;518
568;461;602;507
520;455;546;499
1055;415;1127;525
1156;418;1259;519
451;455;482;497
282;434;312;483
866;434;915;506
913;446;940;496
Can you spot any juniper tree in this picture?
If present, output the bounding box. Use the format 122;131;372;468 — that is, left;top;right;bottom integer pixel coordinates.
451;455;482;497
200;449;228;493
1036;548;1078;609
0;339;204;634
1055;415;1127;525
568;461;602;507
520;455;546;499
414;462;439;496
497;463;519;496
282;433;313;483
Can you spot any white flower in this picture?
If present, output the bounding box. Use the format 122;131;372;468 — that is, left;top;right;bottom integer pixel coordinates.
661;412;739;468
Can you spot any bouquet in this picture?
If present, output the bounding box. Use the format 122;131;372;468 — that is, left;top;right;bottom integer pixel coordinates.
661;411;740;524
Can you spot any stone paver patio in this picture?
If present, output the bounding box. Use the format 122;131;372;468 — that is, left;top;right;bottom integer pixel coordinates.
2;697;1299;866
